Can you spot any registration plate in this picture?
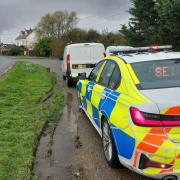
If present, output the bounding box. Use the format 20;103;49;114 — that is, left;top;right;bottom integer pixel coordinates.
72;64;95;69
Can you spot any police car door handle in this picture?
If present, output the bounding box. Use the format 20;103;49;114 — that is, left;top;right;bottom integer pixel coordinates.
101;93;106;99
87;86;92;92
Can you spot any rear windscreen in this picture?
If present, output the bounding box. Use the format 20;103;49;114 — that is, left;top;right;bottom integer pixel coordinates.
131;59;180;89
70;46;104;62
70;46;91;61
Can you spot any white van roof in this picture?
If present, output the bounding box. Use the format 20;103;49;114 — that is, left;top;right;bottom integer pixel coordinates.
66;43;104;48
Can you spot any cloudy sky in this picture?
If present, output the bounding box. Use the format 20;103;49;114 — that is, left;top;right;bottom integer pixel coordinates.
0;0;131;43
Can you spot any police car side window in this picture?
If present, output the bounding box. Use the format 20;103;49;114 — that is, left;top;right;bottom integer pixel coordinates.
108;65;121;89
99;61;116;87
88;61;104;82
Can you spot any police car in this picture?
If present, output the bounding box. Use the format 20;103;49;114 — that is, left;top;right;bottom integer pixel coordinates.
77;46;180;180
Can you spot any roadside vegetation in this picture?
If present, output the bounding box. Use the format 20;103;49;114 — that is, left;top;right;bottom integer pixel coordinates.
120;0;180;50
5;0;179;58
34;0;180;58
34;10;126;58
35;29;126;58
8;46;25;56
0;62;64;180
14;56;48;59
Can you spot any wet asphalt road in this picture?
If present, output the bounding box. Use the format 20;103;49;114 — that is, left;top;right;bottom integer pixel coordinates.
0;56;150;180
0;56;15;75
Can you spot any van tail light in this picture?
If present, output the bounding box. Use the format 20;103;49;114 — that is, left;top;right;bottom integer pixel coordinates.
139;154;173;170
130;107;180;127
66;54;71;71
104;53;106;57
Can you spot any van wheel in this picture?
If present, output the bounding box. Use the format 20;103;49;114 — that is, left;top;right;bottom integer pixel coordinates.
63;75;66;80
66;78;72;87
102;119;120;168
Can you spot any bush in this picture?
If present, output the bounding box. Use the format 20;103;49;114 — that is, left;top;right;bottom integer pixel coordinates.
8;46;25;56
35;37;53;57
50;38;67;58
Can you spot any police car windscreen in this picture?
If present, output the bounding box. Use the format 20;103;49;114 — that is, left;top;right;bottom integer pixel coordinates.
131;59;180;90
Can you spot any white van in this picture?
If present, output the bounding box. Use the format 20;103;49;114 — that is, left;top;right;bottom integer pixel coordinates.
106;46;134;56
62;43;105;86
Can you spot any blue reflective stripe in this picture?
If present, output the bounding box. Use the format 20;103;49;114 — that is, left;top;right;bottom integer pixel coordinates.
92;105;100;127
104;88;112;93
99;88;110;110
99;88;120;119
86;82;95;101
111;127;135;160
82;97;87;110
108;91;120;100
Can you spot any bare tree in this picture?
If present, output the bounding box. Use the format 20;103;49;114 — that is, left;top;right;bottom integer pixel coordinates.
36;10;78;38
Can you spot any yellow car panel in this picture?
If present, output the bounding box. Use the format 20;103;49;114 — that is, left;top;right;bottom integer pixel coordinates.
77;53;180;179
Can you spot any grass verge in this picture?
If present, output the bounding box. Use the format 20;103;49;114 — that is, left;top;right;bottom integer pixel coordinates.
14;56;55;60
14;56;46;59
0;62;64;180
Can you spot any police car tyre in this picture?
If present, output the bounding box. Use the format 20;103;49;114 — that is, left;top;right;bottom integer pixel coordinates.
63;75;66;80
102;119;120;168
162;175;177;180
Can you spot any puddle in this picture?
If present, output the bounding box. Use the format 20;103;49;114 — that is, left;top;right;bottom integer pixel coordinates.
34;87;82;180
33;81;147;180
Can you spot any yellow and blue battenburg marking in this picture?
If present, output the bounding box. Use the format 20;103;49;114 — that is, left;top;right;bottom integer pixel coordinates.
79;81;136;159
77;55;180;179
92;105;100;127
86;82;95;101
99;88;120;118
111;124;135;159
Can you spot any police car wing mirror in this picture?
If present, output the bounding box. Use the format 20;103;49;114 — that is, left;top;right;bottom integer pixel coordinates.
78;72;87;80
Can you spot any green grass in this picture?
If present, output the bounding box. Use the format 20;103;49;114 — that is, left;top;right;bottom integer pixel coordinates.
13;56;56;60
14;56;47;59
0;62;64;180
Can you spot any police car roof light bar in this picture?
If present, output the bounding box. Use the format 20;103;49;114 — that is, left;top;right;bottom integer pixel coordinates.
110;45;172;55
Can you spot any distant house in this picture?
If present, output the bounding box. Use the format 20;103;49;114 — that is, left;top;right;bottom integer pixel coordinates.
15;29;32;47
0;43;16;55
15;29;39;50
26;31;39;50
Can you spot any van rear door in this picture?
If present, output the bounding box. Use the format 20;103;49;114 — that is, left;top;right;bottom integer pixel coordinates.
70;45;95;77
70;45;91;66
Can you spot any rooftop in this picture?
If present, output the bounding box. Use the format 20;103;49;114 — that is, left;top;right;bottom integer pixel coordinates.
15;29;34;40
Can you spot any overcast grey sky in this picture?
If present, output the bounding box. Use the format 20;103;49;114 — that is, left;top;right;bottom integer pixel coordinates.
0;0;131;43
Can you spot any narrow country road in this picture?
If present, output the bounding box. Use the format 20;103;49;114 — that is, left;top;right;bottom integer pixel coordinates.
0;56;151;180
0;56;15;75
